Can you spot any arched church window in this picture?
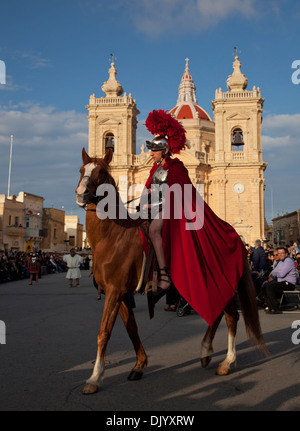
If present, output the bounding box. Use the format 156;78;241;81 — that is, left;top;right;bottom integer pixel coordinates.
232;128;244;151
105;133;115;153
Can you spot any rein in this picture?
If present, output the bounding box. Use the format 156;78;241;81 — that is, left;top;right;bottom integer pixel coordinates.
80;170;141;213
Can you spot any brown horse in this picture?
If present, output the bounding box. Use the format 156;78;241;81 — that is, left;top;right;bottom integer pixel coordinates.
76;148;268;395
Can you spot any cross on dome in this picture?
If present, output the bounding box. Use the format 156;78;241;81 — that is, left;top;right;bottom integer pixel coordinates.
169;58;212;121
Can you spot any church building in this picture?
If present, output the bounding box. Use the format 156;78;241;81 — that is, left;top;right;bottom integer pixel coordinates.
86;55;267;245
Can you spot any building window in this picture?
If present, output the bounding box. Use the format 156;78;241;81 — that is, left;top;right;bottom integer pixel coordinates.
232;128;244;151
105;133;115;153
69;236;75;246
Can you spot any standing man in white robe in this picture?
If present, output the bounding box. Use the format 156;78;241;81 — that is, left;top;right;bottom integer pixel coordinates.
63;248;83;288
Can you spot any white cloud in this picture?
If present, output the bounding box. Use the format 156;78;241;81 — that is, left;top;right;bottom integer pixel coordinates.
262;113;300;220
263;113;300;136
0;75;31;92
125;0;257;36
0;103;88;215
261;135;290;149
19;52;52;70
262;113;300;163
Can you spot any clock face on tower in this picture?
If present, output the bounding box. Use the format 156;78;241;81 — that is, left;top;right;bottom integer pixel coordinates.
233;183;244;194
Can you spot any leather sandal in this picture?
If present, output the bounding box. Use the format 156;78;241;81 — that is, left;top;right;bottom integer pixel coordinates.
157;266;172;293
147;267;173;316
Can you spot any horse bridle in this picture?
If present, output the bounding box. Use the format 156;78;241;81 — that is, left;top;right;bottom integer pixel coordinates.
76;170;111;211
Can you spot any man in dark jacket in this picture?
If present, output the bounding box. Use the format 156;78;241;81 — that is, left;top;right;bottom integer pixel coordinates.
252;240;270;273
251;240;270;296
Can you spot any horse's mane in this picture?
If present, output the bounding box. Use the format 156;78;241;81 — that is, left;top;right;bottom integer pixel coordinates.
90;157;140;229
94;157;118;190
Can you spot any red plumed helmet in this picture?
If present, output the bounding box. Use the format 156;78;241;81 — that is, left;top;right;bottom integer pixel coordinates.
145;109;186;154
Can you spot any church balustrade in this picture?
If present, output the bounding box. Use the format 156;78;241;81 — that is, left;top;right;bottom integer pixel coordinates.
207;153;215;162
232;151;245;160
94;95;132;105
216;90;260;100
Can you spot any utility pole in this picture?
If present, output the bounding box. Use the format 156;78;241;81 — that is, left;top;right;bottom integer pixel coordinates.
7;135;13;197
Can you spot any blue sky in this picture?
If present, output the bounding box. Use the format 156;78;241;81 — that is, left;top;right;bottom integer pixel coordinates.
0;0;299;227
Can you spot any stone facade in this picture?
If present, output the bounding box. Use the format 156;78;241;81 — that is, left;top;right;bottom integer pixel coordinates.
65;215;83;251
272;210;300;246
0;193;84;252
40;208;66;252
86;56;267;245
16;192;44;252
0;194;26;251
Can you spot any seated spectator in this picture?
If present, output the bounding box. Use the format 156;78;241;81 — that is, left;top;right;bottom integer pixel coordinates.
263;247;297;314
296;252;300;285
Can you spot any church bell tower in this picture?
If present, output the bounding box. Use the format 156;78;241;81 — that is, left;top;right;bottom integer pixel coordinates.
86;60;140;166
211;54;267;243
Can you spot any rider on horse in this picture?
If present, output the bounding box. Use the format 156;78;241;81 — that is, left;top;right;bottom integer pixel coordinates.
142;110;247;327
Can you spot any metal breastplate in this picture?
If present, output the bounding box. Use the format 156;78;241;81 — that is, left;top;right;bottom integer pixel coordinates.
151;165;168;185
150;165;168;208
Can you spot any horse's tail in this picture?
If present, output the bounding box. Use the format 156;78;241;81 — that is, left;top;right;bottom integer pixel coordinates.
237;259;269;356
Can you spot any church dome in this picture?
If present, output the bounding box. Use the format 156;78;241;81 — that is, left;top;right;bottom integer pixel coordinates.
169;104;211;121
169;58;212;121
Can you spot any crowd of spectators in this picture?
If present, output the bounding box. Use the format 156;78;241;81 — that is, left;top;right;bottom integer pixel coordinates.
246;240;300;282
245;240;300;312
0;249;91;284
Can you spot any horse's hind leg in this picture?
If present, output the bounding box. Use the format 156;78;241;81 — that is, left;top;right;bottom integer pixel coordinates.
200;313;223;368
216;298;239;376
118;296;148;381
82;292;121;395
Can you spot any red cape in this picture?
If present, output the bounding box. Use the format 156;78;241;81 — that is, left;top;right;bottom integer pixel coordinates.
143;157;247;326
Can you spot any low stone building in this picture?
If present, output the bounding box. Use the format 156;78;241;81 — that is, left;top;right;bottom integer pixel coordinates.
0;194;26;251
40;208;66;252
64;215;83;251
272;210;300;247
16;192;44;253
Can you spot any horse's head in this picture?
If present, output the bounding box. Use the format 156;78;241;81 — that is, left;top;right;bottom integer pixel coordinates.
76;148;114;207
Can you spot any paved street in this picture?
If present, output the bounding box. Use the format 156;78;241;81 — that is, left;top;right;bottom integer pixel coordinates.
0;270;299;411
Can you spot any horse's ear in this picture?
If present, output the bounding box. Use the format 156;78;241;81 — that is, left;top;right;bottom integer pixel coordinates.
104;149;113;165
82;148;91;165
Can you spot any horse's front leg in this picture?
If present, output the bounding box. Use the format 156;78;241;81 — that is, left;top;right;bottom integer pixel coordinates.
200;312;223;368
82;291;121;395
118;296;148;381
216;299;239;376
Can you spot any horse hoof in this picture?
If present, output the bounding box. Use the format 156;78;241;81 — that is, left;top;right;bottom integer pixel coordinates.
216;364;230;376
82;383;99;394
128;370;143;381
200;356;212;368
